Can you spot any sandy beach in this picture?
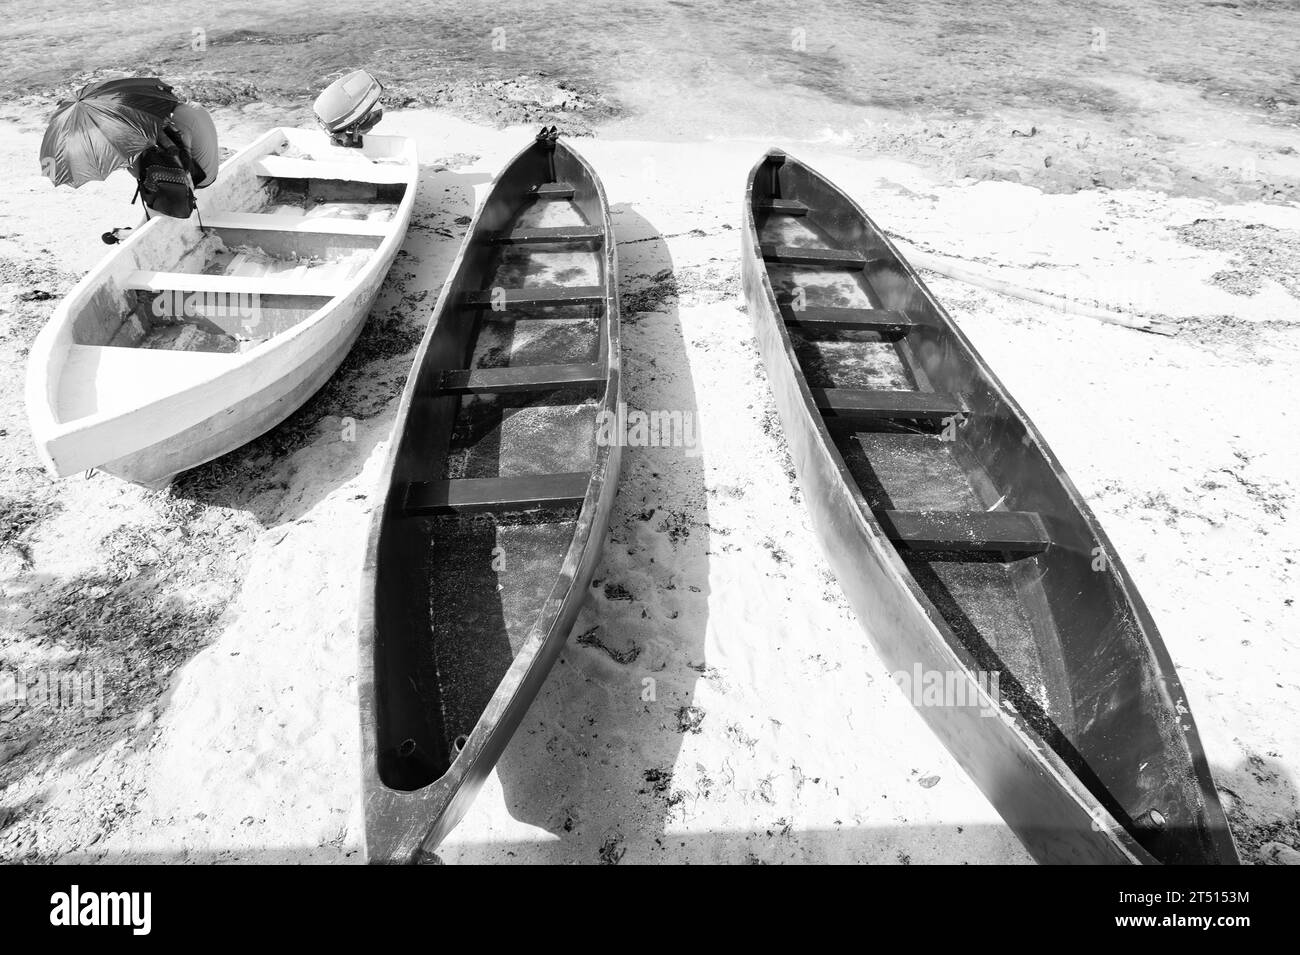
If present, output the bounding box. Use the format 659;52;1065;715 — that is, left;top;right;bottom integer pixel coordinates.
1;3;1298;865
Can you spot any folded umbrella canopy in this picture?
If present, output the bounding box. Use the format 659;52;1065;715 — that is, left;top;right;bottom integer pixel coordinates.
39;77;181;187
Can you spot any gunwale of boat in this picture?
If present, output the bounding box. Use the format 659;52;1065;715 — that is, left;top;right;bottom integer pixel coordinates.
357;134;622;863
741;148;1238;865
26;126;418;479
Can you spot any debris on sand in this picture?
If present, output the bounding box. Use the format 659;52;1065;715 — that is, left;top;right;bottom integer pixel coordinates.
575;627;641;666
676;705;706;735
597;834;626;865
1173;219;1300;298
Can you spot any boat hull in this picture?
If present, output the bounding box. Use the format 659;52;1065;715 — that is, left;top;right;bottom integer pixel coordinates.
358;135;622;862
26;127;417;485
741;149;1238;865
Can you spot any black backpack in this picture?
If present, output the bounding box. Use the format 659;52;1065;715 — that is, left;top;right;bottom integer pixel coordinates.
133;127;206;219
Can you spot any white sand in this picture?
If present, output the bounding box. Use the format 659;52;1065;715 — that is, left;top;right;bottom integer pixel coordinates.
0;109;1297;864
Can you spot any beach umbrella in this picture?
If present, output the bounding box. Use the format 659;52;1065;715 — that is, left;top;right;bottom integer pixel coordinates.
39;77;181;188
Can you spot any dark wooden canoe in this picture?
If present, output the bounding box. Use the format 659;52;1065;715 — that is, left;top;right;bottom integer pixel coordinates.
358;131;621;863
741;148;1238;865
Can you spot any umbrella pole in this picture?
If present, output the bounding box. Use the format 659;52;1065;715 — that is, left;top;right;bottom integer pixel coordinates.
188;171;204;229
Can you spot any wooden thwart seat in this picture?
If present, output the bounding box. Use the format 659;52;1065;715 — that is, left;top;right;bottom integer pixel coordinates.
437;363;604;394
404;472;590;516
813;388;966;421
462;285;606;308
57;344;236;420
761;244;866;269
253;155;409;185
782;305;917;332
877;509;1051;554
202;211;391;237
492;226;604;245
757;199;809;216
125;270;345;299
532;182;576;199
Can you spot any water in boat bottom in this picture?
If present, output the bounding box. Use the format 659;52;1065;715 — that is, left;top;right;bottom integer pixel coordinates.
420;507;580;775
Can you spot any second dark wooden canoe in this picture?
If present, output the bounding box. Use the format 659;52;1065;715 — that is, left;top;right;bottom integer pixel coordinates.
741;148;1238;864
358;131;622;862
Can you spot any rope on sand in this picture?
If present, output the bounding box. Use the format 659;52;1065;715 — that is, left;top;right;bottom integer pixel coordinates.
890;238;1176;336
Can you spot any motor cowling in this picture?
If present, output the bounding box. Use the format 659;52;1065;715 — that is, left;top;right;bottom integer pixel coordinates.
314;70;384;147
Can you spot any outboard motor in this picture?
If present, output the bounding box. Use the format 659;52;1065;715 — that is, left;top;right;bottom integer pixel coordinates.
314;70;384;147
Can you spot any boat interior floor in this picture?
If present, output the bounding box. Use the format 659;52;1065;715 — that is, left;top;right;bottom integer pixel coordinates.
73;174;406;360
422;507;579;758
391;187;607;786
758;207;1077;732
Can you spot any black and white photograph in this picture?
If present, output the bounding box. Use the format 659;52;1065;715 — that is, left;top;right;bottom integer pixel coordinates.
0;0;1295;891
